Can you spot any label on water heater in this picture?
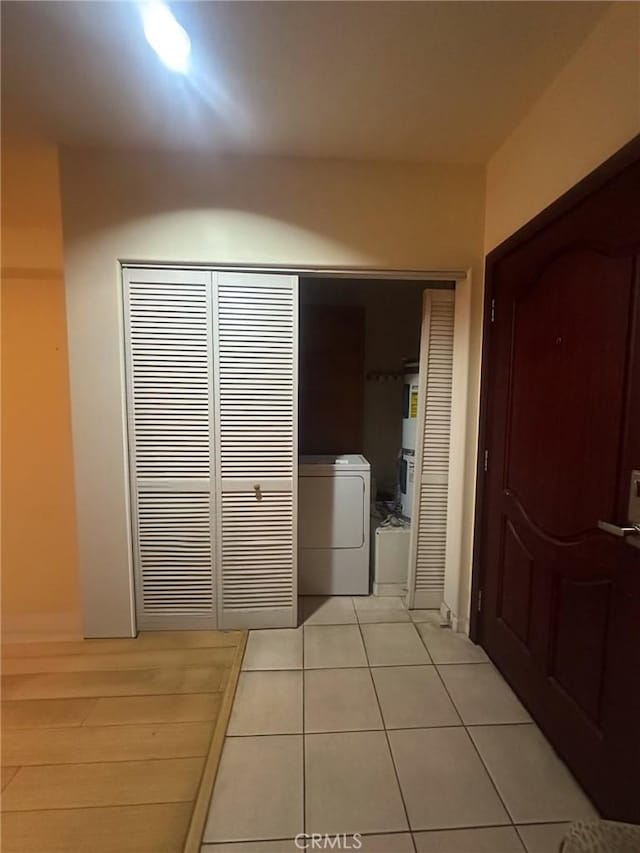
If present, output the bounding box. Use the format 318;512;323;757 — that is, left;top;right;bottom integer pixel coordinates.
409;388;418;418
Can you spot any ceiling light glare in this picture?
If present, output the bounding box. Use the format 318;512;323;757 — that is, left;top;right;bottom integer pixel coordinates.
142;2;191;73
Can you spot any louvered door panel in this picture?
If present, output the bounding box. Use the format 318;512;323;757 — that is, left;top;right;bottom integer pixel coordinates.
409;290;455;609
137;491;213;615
214;273;298;629
124;268;216;630
218;281;295;479
221;491;294;610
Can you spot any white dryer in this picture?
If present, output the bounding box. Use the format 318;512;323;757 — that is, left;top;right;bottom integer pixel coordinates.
298;454;371;595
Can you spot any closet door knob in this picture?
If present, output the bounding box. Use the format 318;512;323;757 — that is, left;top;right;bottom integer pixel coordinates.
254;484;263;501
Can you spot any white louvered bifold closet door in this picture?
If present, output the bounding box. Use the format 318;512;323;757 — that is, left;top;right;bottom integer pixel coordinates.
124;268;216;629
408;289;456;609
214;273;298;629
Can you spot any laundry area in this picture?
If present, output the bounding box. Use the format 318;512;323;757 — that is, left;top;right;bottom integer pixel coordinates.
122;269;460;633
297;277;456;608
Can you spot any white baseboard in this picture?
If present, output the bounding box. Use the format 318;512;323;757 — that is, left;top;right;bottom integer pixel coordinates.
439;601;452;627
451;613;470;634
373;583;407;596
440;599;470;635
413;589;444;609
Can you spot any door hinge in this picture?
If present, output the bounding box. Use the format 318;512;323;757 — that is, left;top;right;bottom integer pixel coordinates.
483;449;489;473
490;298;495;323
477;590;483;613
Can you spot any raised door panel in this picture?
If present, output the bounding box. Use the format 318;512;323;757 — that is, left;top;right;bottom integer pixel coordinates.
487;248;635;677
480;149;640;819
507;250;633;539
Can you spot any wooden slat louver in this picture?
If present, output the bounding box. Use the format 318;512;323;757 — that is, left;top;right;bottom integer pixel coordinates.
137;491;213;615
129;283;210;478
217;282;295;479
410;290;455;609
215;273;298;629
125;269;298;631
221;491;294;610
124;269;216;629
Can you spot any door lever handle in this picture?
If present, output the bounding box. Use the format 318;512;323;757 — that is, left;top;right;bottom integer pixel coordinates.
598;520;640;537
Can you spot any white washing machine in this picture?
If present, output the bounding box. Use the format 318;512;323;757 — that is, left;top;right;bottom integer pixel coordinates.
298;454;371;595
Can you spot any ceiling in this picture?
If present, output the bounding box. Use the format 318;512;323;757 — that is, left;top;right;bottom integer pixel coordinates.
2;1;607;164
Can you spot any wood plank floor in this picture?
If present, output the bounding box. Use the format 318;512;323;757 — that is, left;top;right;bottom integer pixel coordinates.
1;630;247;853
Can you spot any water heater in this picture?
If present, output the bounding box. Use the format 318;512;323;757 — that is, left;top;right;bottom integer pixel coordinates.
400;361;419;519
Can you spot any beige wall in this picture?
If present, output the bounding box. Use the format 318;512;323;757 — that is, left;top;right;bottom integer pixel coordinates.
484;2;640;252
1;142;81;640
60;151;485;635
7;2;635;638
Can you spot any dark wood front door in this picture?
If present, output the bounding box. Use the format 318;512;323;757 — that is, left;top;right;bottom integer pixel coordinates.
474;141;640;821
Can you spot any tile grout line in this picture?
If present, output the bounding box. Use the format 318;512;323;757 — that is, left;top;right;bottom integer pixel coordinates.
354;613;418;853
224;718;535;739
413;620;518;831
218;620;577;847
244;660;489;672
301;620;307;838
514;824;532;853
460;730;517;829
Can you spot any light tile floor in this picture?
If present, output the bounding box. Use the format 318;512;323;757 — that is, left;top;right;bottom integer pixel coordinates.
203;596;596;853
